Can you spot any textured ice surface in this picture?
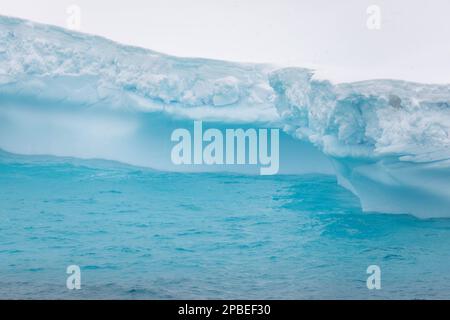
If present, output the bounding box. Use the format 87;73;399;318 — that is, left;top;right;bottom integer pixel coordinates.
0;15;449;218
270;68;450;218
269;68;450;162
0;16;276;122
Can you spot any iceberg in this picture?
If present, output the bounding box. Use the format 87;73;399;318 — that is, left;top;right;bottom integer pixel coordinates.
0;15;449;218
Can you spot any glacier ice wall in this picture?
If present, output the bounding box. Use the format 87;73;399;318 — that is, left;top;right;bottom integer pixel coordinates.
0;15;332;175
0;15;449;218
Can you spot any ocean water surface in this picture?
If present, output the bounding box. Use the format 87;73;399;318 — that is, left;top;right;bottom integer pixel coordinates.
1;151;450;299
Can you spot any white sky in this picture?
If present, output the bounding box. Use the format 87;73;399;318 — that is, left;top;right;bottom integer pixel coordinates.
0;0;449;83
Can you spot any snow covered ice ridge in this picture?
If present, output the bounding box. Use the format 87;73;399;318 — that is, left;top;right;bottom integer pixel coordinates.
270;68;450;162
0;15;277;122
0;15;449;218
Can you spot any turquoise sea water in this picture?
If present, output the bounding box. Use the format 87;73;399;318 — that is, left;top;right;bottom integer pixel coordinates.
1;151;450;299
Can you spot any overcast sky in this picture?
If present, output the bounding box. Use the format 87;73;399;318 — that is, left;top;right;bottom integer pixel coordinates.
0;0;449;83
